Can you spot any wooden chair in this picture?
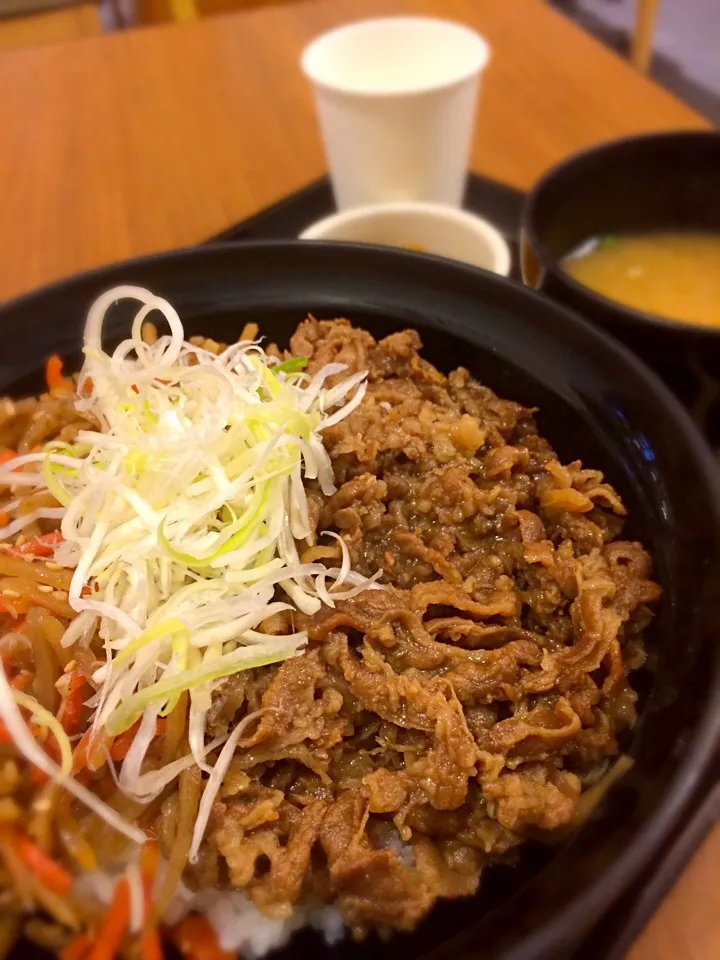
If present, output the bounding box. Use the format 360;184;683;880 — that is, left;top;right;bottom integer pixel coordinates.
631;0;659;73
0;3;103;48
136;0;294;26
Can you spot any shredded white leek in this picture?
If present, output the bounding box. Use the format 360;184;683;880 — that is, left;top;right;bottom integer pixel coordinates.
126;860;145;933
0;286;378;845
188;708;268;864
12;690;74;777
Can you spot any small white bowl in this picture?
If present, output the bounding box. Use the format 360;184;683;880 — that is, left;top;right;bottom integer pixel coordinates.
299;201;511;276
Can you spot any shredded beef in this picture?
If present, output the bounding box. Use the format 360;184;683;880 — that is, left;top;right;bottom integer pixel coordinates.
198;319;660;936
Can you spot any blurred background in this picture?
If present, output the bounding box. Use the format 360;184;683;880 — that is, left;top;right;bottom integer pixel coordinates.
0;1;719;960
0;0;717;133
0;0;715;126
551;0;720;123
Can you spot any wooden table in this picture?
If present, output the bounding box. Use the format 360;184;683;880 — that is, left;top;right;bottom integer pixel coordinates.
0;0;716;956
0;0;710;303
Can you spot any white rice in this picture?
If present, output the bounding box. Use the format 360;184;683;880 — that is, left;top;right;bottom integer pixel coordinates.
169;886;346;956
379;832;415;867
76;870;345;958
76;826;414;956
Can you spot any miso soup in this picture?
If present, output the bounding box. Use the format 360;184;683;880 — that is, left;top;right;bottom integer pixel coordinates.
562;231;720;328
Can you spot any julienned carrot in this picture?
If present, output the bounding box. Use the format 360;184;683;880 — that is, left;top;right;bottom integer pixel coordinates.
58;669;87;734
0;595;30;618
107;722;142;762
168;915;234;960
88;877;130;960
0;450;16;467
45;355;64;389
140;839;159;883
15;834;73;896
140;836;160;922
73;728;112;774
9;670;33;691
60;932;94;960
45;355;74;393
140;931;163;960
71;730;92;772
109;718;167;762
0;714;61;754
29;726;63;786
140;839;159;912
73;718;166;803
11;530;63;558
137;838;161;953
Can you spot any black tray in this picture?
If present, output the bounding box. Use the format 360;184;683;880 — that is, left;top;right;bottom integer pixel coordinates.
210;175;523;279
206;173;720;959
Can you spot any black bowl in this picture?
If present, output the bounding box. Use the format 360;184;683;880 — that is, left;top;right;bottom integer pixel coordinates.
1;242;719;960
520;131;720;445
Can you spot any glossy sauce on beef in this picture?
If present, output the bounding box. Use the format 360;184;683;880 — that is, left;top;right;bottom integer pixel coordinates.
196;319;660;936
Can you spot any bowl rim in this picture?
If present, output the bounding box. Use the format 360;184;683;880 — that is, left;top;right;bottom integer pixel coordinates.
299;201;512;277
1;239;719;959
522;129;720;339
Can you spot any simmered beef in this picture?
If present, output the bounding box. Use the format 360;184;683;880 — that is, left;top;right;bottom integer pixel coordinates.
201;319;660;936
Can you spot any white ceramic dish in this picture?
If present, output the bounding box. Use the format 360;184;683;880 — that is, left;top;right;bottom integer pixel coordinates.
300;201;511;276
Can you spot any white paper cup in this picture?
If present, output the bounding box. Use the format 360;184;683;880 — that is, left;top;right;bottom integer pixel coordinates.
301;17;489;210
300;202;511;276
